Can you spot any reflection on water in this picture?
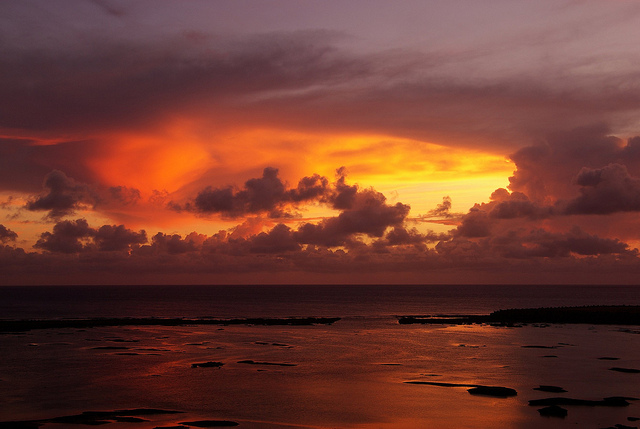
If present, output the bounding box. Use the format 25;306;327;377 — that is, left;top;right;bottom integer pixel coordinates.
1;318;639;428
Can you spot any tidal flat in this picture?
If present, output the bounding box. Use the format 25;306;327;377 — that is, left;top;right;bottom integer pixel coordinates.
1;315;639;429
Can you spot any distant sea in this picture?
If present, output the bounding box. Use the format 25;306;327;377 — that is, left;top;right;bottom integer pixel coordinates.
2;284;639;320
1;284;639;429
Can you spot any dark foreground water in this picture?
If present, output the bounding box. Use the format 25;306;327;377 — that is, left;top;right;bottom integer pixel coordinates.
1;284;639;428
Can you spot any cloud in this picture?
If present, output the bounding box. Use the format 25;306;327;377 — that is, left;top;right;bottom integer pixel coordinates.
427;196;453;218
34;219;146;253
34;219;95;253
0;224;17;243
248;224;300;254
188;167;331;218
147;232;205;254
187;167;340;218
508;125;640;203
564;163;640;215
93;224;146;251
25;170;94;219
294;188;410;247
108;186;142;206
441;226;634;261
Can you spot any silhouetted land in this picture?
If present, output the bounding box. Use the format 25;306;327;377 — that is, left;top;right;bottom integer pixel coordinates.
398;306;640;325
0;317;341;332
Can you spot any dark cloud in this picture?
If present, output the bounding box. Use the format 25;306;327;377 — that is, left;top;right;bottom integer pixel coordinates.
0;31;369;134
455;208;492;238
442;225;634;261
508;126;640;203
494;227;633;259
34;219;94;253
295;189;410;247
488;189;553;220
0;224;18;242
375;227;450;252
564;163;640;215
34;219;146;253
147;232;204;254
25;170;94;219
249;224;300;254
427;196;453;218
94;224;146;251
108;186;142;206
329;167;358;210
3;26;638;155
188;167;335;218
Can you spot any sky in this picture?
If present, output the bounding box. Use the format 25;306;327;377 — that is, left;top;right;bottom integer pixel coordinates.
2;0;640;285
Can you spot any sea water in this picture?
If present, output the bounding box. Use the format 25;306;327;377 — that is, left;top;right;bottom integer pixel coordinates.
1;284;639;428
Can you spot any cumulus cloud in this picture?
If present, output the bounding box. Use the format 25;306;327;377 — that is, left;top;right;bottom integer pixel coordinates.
25;170;94;219
35;219;146;253
508;126;640;203
564;163;640;215
427;196;453;218
147;232;205;254
0;224;17;243
294;188;410;247
188;167;331;218
248;224;300;254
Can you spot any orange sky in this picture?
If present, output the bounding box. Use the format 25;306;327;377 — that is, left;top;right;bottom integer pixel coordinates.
2;1;640;284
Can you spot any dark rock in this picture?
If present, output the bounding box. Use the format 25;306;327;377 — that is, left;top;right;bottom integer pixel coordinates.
191;361;224;368
529;397;632;407
405;381;477;387
467;386;517;397
628;417;640;421
610;367;640;374
599;357;620;360
537;405;568;418
405;381;517;397
178;420;239;427
534;385;567;393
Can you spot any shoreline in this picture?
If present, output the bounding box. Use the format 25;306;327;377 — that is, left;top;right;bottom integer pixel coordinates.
399;305;640;325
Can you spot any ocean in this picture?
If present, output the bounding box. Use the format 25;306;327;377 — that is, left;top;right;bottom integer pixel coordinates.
1;284;639;428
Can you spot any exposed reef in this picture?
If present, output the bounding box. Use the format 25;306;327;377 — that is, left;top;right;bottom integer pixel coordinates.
534;385;567;393
609;367;640;374
0;317;341;332
191;361;224;368
398;306;640;325
405;381;516;397
0;409;183;428
529;397;637;407
537;405;568;418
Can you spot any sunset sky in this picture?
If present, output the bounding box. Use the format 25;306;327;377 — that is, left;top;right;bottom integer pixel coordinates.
2;0;640;284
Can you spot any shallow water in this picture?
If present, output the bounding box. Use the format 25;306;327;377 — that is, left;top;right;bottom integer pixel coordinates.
1;318;639;428
1;285;639;428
